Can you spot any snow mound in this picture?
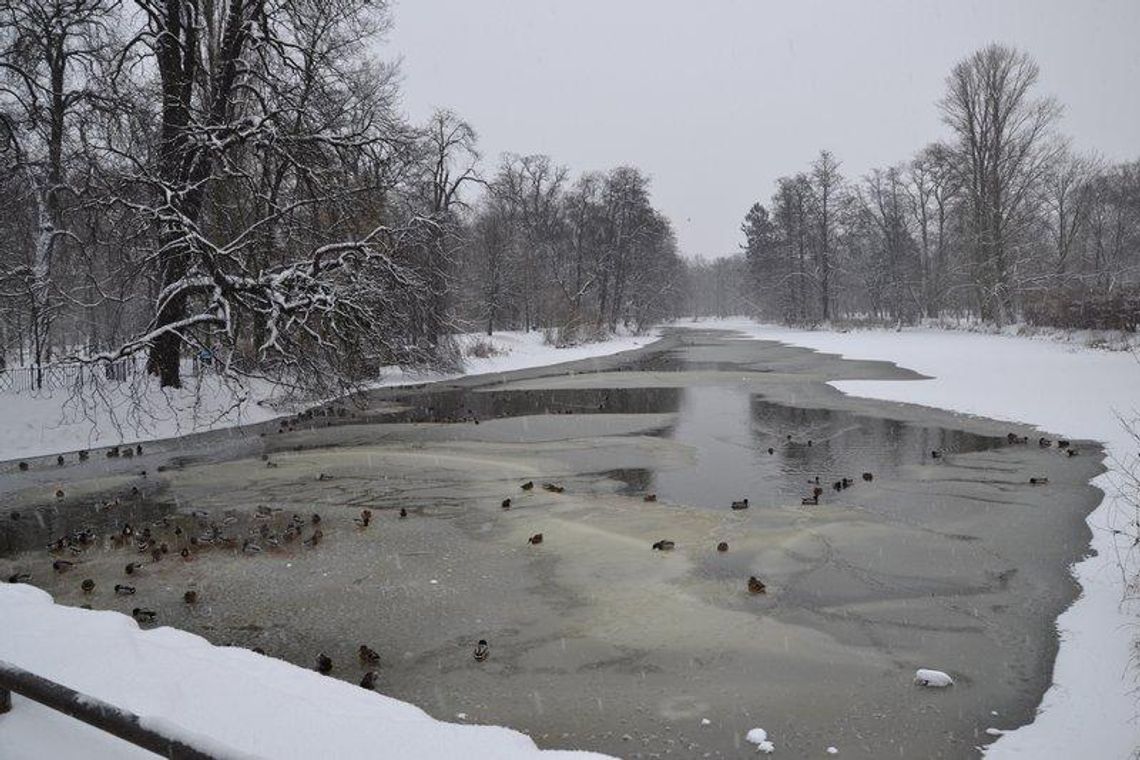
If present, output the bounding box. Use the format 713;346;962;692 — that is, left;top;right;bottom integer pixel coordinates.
914;669;954;688
746;727;775;753
0;584;610;759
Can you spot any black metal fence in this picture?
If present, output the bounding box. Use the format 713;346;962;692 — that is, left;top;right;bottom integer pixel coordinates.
0;659;223;759
0;357;145;394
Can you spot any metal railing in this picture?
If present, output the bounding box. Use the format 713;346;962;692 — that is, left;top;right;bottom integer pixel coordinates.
0;659;219;759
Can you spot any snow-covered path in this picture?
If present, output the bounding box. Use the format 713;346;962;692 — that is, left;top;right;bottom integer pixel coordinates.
682;318;1140;758
0;330;658;464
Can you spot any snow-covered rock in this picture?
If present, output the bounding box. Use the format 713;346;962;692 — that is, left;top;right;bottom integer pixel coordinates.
914;668;954;688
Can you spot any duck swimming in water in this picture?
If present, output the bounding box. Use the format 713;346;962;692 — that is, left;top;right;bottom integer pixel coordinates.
316;653;333;674
644;494;657;502
399;507;408;519
359;645;380;665
183;590;198;604
473;640;490;662
747;576;767;594
542;483;564;493
652;540;675;551
501;498;511;509
731;498;749;510
862;472;873;482
115;584;136;595
360;671;378;690
81;579;95;594
132;607;156;622
1029;477;1050;485
528;533;543;545
521;481;534;491
717;542;729;552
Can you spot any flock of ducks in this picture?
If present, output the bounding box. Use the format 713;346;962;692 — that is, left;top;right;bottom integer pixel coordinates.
6;421;1078;687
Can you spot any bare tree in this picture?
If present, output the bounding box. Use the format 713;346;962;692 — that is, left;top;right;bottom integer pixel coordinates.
939;44;1062;322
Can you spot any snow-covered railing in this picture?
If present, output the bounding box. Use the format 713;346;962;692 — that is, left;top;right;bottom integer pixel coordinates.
0;659;217;759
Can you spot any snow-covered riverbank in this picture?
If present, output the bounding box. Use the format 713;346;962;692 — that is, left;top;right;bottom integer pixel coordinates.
0;330;658;464
683;317;1140;758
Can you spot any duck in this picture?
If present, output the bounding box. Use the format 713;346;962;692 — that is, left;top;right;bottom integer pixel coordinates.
8;572;31;584
931;450;942;460
399;507;408;519
767;447;775;455
55;489;65;499
1066;448;1079;457
473;639;490;662
107;446;120;458
833;480;844;491
1039;437;1052;448
841;477;853;488
132;607;156;623
114;584;136;595
812;486;824;498
528;533;544;545
501;498;511;509
359;645;381;665
652;540;676;551
53;559;75;573
1058;440;1071;449
542;483;564;493
801;496;818;506
183;590;198;604
360;671;379;690
1029;477;1050;485
717;542;729;553
521;481;534;491
730;498;749;511
318;473;334;481
862;472;874;482
311;513;322;526
316;654;333;674
150;547;162;563
644;494;657;502
135;444;143;456
353;509;372;528
180;547;193;560
265;461;279;469
748;576;767;594
1007;433;1029;445
242;539;263;554
125;562;143;575
56;455;65;467
122;448;134;459
78;450;89;461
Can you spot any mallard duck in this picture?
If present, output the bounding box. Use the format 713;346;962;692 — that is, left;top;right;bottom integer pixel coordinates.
748;576;767;594
78;450;89;461
833;480;843;491
55;489;65;499
242;539;262;554
501;498;511;509
931;450;942;459
862;472;873;482
1039;437;1052;448
53;559;74;573
359;645;380;665
132;607;156;622
473;639;490;662
115;584;136;595
81;579;95;594
399;507;408;519
56;455;65;467
801;496;818;505
266;461;279;468
311;513;322;525
316;653;333;674
318;473;334;481
183;590;198;604
1058;440;1071;449
528;533;544;545
122;448;134;459
125;562;143;575
812;486;824;498
644;494;657;502
180;547;193;560
107;446;120;458
360;671;378;690
1066;448;1079;457
1029;477;1049;485
354;509;372;528
543;483;564;493
652;540;676;551
8;572;31;583
135;444;143;456
767;447;775;455
521;481;534;491
730;499;749;510
841;477;853;488
717;542;729;552
150;548;162;562
1007;433;1029;445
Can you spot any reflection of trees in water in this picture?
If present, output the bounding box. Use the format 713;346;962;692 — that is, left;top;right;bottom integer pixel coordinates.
389;386;684;423
747;395;1006;483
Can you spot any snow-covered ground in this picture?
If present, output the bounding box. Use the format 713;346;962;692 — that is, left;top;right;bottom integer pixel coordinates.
682;317;1140;759
0;329;657;463
0;584;610;760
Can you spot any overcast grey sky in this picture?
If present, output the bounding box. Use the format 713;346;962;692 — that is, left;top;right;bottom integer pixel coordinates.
387;0;1140;259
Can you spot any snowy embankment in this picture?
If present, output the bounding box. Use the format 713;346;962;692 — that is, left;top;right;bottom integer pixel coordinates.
685;317;1140;758
0;329;657;463
0;584;609;760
